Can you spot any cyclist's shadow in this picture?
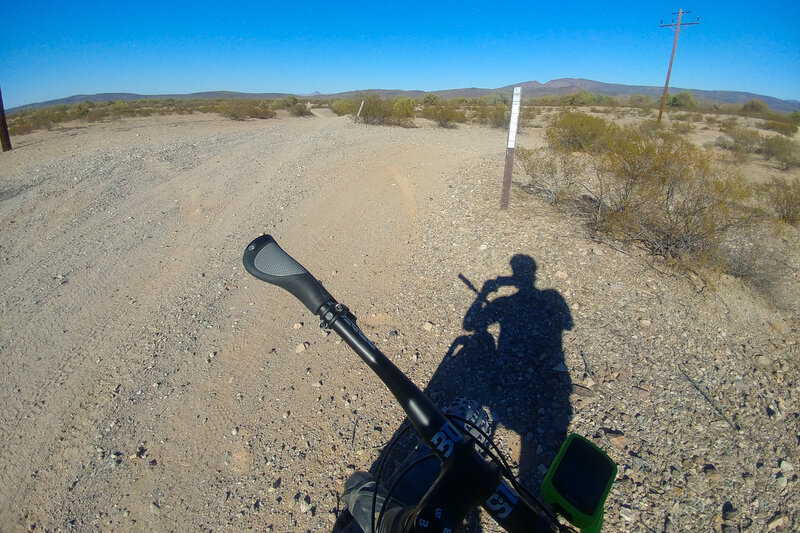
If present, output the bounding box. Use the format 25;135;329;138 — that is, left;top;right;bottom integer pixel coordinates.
359;255;574;532
425;254;573;530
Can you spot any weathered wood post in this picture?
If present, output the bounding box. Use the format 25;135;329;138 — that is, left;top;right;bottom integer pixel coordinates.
0;84;12;152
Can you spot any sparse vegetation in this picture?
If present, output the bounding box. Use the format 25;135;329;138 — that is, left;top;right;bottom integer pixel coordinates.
761;136;800;170
516;146;584;204
217;99;276;120
667;91;697;109
741;98;770;114
759;120;798;137
420;104;467;128
354;94;416;127
546;111;617;152
761;177;800;225
473;103;509;128
330;98;360;116
289;103;313;117
521;112;761;276
6;97;294;132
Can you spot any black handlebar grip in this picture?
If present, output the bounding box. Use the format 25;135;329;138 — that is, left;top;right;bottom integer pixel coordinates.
243;234;333;315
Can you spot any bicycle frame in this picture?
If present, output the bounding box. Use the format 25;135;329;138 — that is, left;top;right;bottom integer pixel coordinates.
243;234;561;533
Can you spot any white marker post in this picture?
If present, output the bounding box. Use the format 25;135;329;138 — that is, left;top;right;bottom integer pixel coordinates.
500;87;522;210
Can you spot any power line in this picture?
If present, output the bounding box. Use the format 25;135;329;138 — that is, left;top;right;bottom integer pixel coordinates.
657;9;700;123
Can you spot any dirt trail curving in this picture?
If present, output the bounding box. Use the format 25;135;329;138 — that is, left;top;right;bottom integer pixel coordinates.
1;113;797;532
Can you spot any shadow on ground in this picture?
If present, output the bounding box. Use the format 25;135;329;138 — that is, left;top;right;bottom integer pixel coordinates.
349;255;574;532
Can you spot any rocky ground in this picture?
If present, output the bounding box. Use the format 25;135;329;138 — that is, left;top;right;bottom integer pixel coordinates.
0;111;797;532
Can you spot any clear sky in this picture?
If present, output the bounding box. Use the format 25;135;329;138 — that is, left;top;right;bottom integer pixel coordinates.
1;1;798;109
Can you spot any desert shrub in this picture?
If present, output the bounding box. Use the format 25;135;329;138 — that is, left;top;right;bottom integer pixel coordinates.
667;91;697;109
269;95;298;110
761;136;800;170
331;99;360;116
289;103;313;117
392;97;416;126
670;120;694;136
717;126;763;160
519;106;541;127
421;104;466;128
357;94;415;126
217;99;276;120
358;94;392;124
588;132;752;265
638;119;666;139
474;103;509;128
761;177;800;224
629;94;655;108
741;99;770;115
791;110;800;124
546;111;617;152
516;146;584;204
421;93;440;106
759;120;798;136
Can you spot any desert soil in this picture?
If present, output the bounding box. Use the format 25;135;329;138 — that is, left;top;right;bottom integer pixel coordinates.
0;111;798;532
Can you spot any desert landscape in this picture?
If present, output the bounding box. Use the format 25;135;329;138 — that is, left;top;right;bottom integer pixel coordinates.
1;103;798;532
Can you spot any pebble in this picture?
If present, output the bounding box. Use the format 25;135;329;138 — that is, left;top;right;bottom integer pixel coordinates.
555;271;568;280
422;321;434;332
619;505;640;522
293;322;303;329
295;342;309;354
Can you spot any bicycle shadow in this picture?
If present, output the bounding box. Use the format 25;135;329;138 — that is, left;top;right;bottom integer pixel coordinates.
365;255;574;532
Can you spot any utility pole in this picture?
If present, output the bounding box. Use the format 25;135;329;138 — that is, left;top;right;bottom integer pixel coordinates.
0;84;11;152
657;9;700;123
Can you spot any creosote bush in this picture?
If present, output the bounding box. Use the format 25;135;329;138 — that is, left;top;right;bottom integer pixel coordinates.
521;113;756;273
420;104;467;128
473;103;509;128
593;133;752;264
759;120;798;137
516;146;584;204
761;177;800;225
356;94;416;127
741;99;769;114
330;99;360;116
289;103;314;117
546;111;617;152
217;99;276;120
761;136;800;170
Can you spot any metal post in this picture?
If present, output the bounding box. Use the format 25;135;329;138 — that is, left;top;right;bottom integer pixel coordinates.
0;84;11;152
657;9;699;123
500;87;522;210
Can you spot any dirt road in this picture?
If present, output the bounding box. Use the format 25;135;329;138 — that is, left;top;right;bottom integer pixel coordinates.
1;112;797;532
0;113;501;531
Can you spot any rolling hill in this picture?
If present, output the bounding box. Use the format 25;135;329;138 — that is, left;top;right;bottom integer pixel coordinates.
8;78;799;113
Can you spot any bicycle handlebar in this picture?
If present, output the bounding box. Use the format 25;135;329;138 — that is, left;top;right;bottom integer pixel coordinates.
243;234;333;314
243;234;562;533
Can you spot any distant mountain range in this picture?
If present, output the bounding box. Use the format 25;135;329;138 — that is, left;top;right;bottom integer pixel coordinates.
9;78;798;113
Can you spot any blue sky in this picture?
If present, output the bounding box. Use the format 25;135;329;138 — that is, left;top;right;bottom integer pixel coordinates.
1;1;798;109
